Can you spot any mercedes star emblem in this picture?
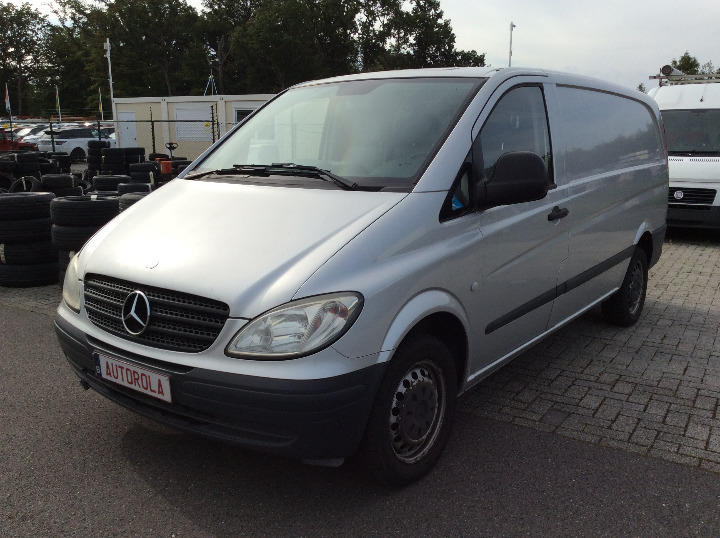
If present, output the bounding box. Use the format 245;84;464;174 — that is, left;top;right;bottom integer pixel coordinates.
674;190;684;200
121;290;151;336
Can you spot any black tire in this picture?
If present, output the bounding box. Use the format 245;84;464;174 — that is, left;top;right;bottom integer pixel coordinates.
88;140;110;149
0;192;55;221
0;218;51;243
171;156;187;161
51;224;100;250
360;334;457;486
602;248;648;327
119;192;149;211
51;196;119;226
148;153;168;160
129;162;158;173
0;241;57;265
0;261;58;287
101;148;125;158
118;183;151;195
129;171;152;183
8;176;42;193
14;152;41;163
53;186;84;197
69;147;86;163
93;174;130;191
41;173;75;190
0;171;15;189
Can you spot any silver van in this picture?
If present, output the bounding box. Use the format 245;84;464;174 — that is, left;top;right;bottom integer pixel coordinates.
55;67;668;485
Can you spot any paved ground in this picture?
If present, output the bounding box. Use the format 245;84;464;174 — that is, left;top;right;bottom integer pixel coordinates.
2;229;720;534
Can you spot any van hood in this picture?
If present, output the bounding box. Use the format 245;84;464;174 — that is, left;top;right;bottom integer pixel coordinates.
668;156;720;183
80;179;406;317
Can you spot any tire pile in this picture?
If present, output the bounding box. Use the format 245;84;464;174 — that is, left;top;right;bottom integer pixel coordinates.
86;140;110;178
0;148;189;287
0;193;58;287
51;196;120;283
100;147;146;175
0;151;69;186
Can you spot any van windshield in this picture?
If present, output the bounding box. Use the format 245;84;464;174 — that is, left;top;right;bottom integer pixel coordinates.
195;77;484;189
662;109;720;155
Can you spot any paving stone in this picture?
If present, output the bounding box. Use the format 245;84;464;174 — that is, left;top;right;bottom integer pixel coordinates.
579;394;603;410
612;414;638;433
646;400;670;417
686;422;711;442
695;395;717;410
630;427;658;447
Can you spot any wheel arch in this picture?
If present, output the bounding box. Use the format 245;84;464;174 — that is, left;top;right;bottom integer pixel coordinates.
376;289;470;391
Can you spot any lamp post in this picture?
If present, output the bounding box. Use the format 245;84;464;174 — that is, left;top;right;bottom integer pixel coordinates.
508;22;516;67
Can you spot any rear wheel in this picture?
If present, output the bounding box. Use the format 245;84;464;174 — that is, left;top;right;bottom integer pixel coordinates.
361;334;457;486
602;248;648;326
70;147;86;163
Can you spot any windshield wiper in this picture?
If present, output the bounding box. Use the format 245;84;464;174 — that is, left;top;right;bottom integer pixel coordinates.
184;163;360;190
183;168;243;180
262;163;359;190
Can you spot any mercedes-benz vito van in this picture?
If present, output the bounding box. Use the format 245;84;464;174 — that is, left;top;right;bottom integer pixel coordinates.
55;67;668;485
648;68;720;228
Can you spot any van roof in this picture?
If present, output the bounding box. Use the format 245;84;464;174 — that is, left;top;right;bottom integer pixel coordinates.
293;67;647;102
648;83;720;110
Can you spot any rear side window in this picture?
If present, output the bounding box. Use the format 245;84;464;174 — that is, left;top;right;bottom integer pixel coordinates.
556;86;663;180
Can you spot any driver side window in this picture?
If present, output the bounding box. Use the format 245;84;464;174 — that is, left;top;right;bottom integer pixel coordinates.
478;85;552;182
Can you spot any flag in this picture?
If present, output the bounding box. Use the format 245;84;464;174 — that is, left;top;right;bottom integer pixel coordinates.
55;85;62;122
4;83;10;114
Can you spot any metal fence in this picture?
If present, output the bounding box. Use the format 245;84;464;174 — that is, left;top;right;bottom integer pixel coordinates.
3;104;246;160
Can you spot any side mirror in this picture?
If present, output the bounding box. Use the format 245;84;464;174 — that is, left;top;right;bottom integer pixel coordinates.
477;151;549;208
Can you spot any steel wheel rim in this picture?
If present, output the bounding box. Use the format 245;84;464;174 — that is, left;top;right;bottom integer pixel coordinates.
628;260;644;315
389;360;446;464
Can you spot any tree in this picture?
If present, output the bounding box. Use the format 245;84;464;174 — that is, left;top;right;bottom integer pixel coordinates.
200;0;260;94
671;51;700;75
0;2;50;115
637;82;647;93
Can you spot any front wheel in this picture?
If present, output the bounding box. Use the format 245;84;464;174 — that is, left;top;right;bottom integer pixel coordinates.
602;248;648;326
361;334;457;486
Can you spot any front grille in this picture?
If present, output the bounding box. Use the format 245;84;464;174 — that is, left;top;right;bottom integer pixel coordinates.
84;274;230;353
668;187;716;205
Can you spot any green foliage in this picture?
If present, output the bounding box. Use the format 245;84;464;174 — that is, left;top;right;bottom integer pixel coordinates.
1;0;485;116
637;82;647;93
671;51;701;75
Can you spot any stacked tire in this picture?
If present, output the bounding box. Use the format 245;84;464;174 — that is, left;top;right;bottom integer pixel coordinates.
41;174;83;197
119;192;150;211
51;196;120;282
128;162;158;184
87;140;110;177
124;147;145;167
0;193;58;287
48;152;71;174
92;174;131;193
101;148;126;174
8;176;42;193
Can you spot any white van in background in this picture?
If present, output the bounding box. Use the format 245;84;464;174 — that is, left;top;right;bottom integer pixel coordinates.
648;66;720;228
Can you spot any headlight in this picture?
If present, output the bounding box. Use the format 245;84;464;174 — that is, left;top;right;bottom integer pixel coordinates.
226;293;363;359
62;254;82;312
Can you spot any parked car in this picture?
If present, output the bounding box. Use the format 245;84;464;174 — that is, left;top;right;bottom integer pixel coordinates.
648;67;720;228
14;124;49;141
37;127;115;161
0;128;38;153
55;67;668;485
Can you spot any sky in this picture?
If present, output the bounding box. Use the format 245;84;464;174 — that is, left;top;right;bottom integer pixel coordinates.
23;0;720;91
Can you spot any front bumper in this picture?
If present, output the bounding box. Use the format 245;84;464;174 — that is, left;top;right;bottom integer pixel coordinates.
55;314;385;460
667;205;720;229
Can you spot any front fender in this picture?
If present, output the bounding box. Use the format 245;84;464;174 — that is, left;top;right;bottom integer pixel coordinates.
375;289;470;364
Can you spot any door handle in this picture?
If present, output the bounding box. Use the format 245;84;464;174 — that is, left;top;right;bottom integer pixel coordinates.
548;206;569;221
